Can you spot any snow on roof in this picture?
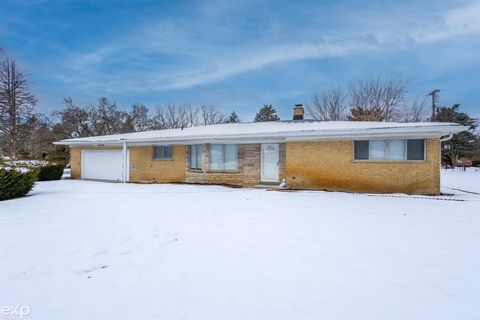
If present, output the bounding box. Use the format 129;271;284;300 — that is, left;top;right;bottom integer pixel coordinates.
54;120;469;145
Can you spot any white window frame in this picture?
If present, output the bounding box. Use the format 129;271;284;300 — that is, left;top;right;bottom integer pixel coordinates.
353;139;426;161
209;144;238;171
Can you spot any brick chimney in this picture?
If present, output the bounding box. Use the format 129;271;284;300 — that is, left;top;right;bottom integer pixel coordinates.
293;104;304;120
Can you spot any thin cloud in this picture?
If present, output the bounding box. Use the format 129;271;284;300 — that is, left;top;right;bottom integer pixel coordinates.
159;41;377;90
408;1;480;43
63;1;480;93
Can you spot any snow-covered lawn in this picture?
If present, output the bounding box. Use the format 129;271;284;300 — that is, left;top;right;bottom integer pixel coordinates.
1;171;479;320
442;167;480;195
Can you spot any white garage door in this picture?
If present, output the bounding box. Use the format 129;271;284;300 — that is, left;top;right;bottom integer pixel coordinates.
81;150;128;182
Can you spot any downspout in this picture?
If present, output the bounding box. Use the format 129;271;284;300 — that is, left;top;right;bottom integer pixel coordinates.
439;134;453;171
122;140;127;183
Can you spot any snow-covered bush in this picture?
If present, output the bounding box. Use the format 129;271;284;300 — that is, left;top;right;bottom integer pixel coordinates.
37;164;64;181
0;168;37;201
1;160;65;181
3;160;51;167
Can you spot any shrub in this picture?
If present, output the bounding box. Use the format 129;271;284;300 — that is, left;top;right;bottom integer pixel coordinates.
0;169;38;201
1;161;65;181
37;164;65;181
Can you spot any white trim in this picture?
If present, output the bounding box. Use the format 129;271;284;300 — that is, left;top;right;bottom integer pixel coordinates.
54;122;470;146
122;141;127;183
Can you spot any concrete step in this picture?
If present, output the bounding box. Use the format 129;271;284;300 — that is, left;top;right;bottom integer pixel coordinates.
254;183;285;190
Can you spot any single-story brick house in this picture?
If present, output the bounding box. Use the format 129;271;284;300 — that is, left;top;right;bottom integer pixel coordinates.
55;106;468;195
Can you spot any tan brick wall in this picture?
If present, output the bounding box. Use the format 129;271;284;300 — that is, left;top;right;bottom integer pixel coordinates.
286;139;440;195
70;147;81;179
242;144;261;186
129;145;185;183
185;143;286;187
70;140;439;194
70;145;185;183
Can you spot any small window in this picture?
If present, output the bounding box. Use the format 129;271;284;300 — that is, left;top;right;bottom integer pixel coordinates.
370;140;387;160
224;144;237;170
189;145;203;170
388;140;406;161
153;146;173;160
354;141;369;160
354;139;425;161
407;139;425;160
209;144;238;171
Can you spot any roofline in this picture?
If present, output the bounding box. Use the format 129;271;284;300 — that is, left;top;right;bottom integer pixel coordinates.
54;124;470;146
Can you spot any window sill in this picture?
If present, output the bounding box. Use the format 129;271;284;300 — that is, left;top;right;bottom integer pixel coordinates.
352;160;427;164
152;158;174;161
207;170;239;174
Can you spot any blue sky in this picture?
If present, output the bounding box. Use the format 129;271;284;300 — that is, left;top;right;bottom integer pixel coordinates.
1;0;479;120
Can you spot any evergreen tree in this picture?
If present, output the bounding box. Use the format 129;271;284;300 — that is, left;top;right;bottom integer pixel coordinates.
254;105;280;122
347;106;385;121
226;111;241;123
431;104;479;166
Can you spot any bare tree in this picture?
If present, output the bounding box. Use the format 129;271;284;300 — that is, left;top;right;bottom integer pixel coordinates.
89;97;127;135
348;78;406;121
198;104;226;125
153;104;226;128
17;114;53;159
397;98;427;122
122;103;154;132
54;97;92;138
0;55;37;158
307;86;346;120
153;103;198;129
381;78;407;121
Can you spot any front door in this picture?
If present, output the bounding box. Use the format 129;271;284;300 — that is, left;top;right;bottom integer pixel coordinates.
261;144;279;182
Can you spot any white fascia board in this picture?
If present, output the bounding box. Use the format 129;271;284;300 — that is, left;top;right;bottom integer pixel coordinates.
56;137;286;146
55;142;125;147
54;124;470;146
130;137;286;146
285;130;462;142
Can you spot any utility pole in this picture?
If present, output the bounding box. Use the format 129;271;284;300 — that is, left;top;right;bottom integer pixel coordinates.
428;89;440;119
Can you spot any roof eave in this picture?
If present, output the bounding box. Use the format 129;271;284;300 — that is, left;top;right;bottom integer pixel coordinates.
53;124;469;146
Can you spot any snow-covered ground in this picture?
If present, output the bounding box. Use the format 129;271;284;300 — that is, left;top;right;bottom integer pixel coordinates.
441;167;480;195
0;171;479;320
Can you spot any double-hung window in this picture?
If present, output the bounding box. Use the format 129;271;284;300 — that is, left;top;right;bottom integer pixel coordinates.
210;144;238;171
354;139;425;161
153;146;173;160
189;145;203;170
